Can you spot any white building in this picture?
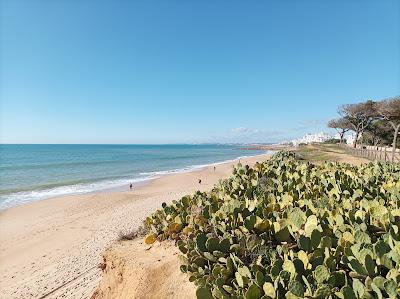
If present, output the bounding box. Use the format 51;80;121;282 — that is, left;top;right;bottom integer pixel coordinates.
344;132;361;146
291;132;333;146
331;132;360;146
334;133;341;140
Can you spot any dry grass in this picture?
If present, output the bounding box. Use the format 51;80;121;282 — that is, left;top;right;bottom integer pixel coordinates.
117;225;147;241
292;144;369;165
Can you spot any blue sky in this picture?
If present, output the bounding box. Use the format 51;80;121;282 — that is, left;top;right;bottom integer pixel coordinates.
1;0;399;144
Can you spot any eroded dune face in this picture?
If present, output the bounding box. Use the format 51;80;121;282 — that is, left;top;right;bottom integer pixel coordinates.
92;239;196;299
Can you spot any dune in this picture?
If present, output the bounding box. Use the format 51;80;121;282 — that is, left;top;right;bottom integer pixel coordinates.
91;239;196;299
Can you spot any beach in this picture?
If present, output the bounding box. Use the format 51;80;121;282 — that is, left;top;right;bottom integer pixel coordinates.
0;153;271;299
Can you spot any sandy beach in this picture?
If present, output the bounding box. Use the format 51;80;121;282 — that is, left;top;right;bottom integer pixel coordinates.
0;153;271;299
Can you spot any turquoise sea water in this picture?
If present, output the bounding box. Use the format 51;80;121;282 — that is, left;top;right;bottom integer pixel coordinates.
0;144;269;209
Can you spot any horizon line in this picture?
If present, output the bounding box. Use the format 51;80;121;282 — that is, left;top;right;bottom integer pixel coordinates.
0;142;276;146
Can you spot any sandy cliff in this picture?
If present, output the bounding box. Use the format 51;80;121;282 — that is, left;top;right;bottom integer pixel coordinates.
92;239;195;299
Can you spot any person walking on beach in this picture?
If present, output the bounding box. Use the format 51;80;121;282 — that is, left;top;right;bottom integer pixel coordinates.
213;166;216;172
198;179;202;184
129;183;133;190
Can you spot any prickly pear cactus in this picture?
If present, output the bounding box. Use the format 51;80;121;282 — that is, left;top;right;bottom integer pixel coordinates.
145;151;400;298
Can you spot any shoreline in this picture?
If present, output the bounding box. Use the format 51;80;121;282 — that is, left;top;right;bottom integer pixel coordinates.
0;150;272;211
0;152;272;299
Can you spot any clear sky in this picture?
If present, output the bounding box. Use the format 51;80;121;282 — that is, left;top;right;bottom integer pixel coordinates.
1;0;399;144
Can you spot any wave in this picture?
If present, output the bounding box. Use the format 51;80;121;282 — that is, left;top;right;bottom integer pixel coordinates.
138;154;265;176
0;177;156;210
0;173;140;196
0;151;272;210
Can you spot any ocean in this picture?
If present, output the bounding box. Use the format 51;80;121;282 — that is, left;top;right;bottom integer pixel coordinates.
0;144;269;209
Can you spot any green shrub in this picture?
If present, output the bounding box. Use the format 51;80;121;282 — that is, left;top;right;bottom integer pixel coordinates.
145;151;400;298
323;139;341;144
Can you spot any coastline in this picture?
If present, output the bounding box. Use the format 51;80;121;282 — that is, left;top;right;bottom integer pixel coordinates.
0;152;272;299
0;150;271;210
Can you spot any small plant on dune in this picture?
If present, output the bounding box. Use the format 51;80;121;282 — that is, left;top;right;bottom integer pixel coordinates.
118;225;147;241
144;151;400;298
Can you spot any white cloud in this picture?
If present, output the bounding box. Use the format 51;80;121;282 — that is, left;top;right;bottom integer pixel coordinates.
300;119;327;126
290;119;329;132
227;127;283;142
231;127;260;134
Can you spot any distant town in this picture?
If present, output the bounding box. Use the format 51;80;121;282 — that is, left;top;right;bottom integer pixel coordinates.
288;131;357;147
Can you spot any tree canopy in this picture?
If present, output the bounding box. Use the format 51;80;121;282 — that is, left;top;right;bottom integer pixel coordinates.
328;96;399;161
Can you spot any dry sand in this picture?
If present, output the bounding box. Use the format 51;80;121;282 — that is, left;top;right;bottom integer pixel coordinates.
92;239;196;299
0;153;271;299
